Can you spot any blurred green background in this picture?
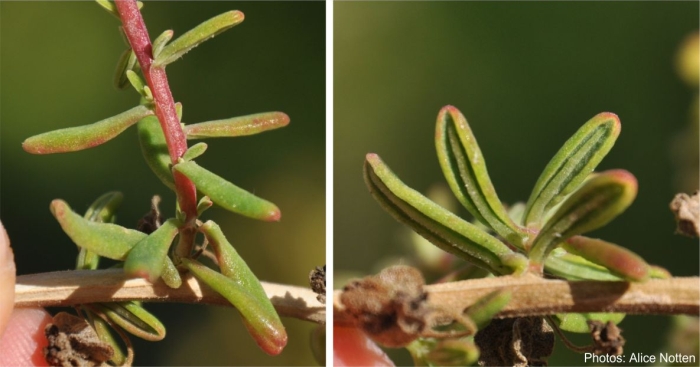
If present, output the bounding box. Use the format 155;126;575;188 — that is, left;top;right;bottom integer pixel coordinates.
335;1;698;366
1;1;324;365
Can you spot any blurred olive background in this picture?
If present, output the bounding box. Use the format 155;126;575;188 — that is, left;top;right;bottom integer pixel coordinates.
335;2;698;366
1;1;324;365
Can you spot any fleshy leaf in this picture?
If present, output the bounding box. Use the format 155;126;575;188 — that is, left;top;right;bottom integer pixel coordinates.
124;218;180;282
85;310;127;366
563;236;649;282
528;170;637;265
464;289;511;329
114;49;140;90
161;256;182;289
364;153;528;275
544;248;623;281
200;221;271;303
125;70;146;96
182;142;208;161
523;113;621;227
554;313;625;333
197;196;214;216
435;106;526;247
184;112;290;139
137;116;175;190
90;301;166;341
77;191;124;270
173;160;281;221
153;11;245;67
181;258;287;355
426;340;480;367
23;105;153;154
51;199;145;260
152;29;174;58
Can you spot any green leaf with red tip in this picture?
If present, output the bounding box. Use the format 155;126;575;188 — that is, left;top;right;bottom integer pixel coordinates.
181;258;287;355
23;105;153;154
563;236;649;282
153;11;245;67
51;199;145;260
529;169;638;265
364;153;528;275
124;218;180;283
544;248;623;281
173;160;281;221
200;221;271;304
435;106;526;247
554;313;625;333
114;49;140;90
89;301;166;341
137;116;175;190
184;112;290;139
523;113;621;228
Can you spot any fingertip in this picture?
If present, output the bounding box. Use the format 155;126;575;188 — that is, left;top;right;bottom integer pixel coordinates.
0;220;16;337
333;325;395;367
0;308;52;366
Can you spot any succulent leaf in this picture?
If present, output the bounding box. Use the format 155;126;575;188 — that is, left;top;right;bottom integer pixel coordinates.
90;301;166;341
554;312;625;333
464;289;512;329
114;49;140;90
154;11;245;67
364;153;528;275
85;310;127;366
125;70;146;96
182;142;208;161
161;256;182;289
23;105;153;154
563;236;649;282
544;248;623;281
51;199;145;260
137;116;175;190
523;113;621;227
184;112;290;139
529;169;637;265
435;106;526;247
173;160;281;221
77;191;124;270
124;218;180;282
152;29;174;58
181;258;287;355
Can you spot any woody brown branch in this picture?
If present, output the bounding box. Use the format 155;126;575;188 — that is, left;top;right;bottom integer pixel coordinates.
15;269;325;325
334;273;700;326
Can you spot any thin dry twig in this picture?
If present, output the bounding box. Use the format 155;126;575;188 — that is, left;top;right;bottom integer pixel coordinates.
334;274;699;326
15;269;325;325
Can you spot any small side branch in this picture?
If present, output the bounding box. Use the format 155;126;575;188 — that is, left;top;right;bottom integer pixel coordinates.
334;274;699;326
15;269;325;325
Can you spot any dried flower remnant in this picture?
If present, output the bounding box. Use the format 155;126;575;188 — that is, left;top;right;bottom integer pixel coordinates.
309;265;326;304
589;320;625;355
44;312;114;367
670;192;700;237
340;265;475;348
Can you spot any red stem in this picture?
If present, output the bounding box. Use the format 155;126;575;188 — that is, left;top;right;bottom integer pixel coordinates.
114;0;197;223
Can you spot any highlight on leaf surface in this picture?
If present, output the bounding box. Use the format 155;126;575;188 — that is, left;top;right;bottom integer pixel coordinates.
364;153;528;275
181;258;287;356
435;105;526;247
154;11;245;67
23;105;153;154
184;112;290;139
523;113;621;228
173;160;281;221
51;199;146;260
528;169;638;265
137;116;175;190
124;218;180;282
